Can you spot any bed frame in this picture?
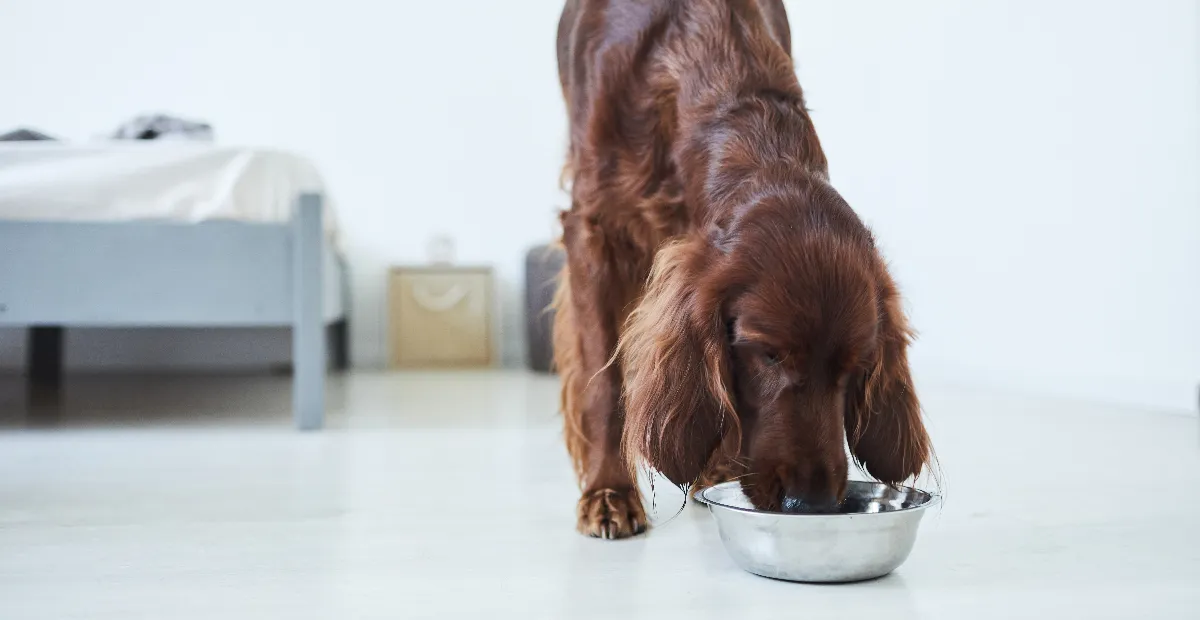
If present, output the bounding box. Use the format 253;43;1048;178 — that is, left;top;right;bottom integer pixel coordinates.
0;193;348;430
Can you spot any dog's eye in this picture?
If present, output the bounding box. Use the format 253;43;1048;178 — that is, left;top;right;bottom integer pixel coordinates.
762;350;781;366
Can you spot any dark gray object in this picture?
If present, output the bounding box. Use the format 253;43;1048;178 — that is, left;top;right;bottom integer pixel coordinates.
0;128;57;141
525;244;565;373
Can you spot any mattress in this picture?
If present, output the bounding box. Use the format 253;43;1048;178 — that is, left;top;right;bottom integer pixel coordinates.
0;143;339;243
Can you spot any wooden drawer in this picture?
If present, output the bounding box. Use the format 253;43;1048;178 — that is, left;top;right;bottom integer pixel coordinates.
388;267;493;367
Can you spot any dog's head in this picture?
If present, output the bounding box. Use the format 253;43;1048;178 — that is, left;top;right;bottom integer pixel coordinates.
620;177;931;511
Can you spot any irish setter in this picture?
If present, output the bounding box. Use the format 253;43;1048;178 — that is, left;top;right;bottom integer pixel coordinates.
553;0;932;539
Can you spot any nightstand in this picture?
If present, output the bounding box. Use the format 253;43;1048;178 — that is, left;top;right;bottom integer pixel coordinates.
387;266;494;368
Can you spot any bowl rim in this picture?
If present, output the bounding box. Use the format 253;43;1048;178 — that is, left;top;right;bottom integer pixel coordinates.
698;480;940;518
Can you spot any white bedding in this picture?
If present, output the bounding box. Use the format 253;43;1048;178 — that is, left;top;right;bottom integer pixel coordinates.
0;143;339;243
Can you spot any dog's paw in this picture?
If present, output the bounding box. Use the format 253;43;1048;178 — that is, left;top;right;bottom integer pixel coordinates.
576;487;647;540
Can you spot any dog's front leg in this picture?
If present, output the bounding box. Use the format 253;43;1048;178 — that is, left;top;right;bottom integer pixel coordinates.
556;210;647;539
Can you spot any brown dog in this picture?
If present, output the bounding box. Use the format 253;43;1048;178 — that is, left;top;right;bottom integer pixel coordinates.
553;0;932;539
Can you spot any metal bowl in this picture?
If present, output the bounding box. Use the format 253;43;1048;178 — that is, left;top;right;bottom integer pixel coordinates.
698;480;937;583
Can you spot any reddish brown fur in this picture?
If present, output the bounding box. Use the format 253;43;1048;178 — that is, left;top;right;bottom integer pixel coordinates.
553;0;931;539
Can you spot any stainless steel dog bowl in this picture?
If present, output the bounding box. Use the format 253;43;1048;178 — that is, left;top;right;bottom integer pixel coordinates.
699;480;937;583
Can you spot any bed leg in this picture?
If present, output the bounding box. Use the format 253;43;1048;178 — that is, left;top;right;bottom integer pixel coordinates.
330;319;350;372
293;193;326;430
27;326;64;389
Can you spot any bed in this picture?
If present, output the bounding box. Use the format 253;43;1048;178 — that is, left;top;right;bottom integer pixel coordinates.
0;142;350;430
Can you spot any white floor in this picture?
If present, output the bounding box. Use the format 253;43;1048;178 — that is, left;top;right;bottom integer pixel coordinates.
0;371;1197;619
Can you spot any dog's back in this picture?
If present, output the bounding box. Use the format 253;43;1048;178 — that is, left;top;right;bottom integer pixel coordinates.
556;0;801;233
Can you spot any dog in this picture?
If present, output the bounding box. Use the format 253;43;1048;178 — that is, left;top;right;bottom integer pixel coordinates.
553;0;932;539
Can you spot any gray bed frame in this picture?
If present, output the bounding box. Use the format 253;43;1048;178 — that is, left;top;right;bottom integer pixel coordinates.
0;193;348;430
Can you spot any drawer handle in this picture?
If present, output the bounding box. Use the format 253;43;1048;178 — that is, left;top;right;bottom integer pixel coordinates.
411;284;469;312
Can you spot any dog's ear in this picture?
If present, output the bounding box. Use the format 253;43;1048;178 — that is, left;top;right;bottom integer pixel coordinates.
844;269;931;484
620;237;738;487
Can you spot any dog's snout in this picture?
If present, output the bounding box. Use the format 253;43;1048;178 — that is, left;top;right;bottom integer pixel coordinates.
741;462;849;513
780;487;841;514
778;462;847;514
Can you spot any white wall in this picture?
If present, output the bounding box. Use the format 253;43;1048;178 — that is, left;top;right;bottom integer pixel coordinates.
786;0;1200;412
0;0;1196;411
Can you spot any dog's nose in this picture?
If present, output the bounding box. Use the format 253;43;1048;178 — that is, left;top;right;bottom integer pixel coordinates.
780;490;840;514
780;476;842;514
